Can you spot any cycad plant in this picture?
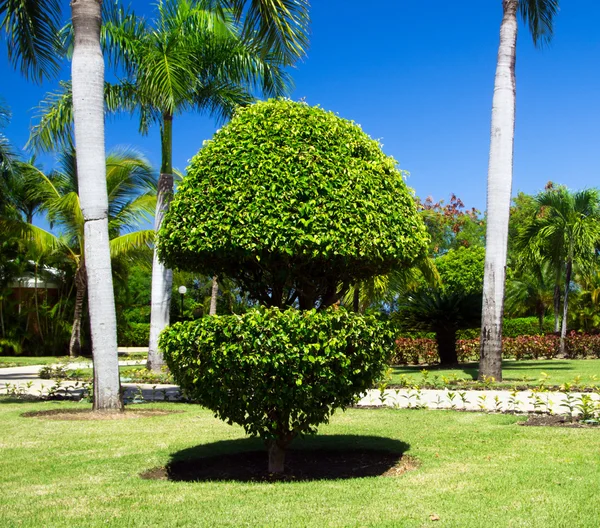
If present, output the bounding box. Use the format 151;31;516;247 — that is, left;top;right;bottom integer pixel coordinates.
395;289;482;366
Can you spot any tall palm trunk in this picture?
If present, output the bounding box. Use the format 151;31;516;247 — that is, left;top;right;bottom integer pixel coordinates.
69;262;86;357
209;275;219;315
553;266;561;332
559;258;572;356
479;0;518;382
71;0;122;411
148;113;174;371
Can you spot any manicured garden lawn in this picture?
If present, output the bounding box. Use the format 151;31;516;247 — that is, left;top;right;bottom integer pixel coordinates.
0;356;69;368
391;359;600;388
1;400;599;527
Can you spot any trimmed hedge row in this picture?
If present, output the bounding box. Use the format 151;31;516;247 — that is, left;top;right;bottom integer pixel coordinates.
393;332;600;364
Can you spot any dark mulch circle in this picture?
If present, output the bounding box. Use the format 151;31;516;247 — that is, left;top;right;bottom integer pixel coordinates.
519;414;599;428
21;408;181;421
141;449;418;482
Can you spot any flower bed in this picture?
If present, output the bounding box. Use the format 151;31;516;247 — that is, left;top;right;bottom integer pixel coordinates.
393;331;600;364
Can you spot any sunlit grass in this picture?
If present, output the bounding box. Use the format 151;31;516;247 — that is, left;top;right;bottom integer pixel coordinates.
1;400;599;527
390;359;600;388
0;356;70;368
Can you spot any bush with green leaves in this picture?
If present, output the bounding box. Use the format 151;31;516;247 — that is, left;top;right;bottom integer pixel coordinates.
117;322;150;347
160;307;393;473
158;99;428;309
157;99;427;473
435;246;485;295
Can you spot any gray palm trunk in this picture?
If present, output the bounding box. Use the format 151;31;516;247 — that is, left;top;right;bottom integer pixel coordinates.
479;0;518;382
559;258;572;356
209;276;218;315
553;281;561;332
147;173;173;370
68;262;86;357
71;0;122;411
147;114;174;372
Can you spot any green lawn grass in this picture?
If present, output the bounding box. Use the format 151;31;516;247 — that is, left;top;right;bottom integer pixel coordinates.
64;364;171;384
0;356;69;368
391;359;600;389
62;359;600;389
1;400;599;527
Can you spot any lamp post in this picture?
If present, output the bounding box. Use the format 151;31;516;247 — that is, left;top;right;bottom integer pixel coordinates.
178;285;187;320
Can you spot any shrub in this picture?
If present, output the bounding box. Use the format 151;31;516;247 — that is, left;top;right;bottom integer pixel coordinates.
502;316;554;337
564;331;600;359
158;99;429;309
160;307;393;472
393;337;437;364
435;246;485;295
118;323;150;347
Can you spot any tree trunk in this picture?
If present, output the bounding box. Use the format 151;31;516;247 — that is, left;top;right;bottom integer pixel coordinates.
435;328;459;366
559;259;572;357
69;262;87;357
479;0;518;383
71;0;122;412
537;308;545;334
148;113;174;372
209;275;218;315
267;440;286;474
353;283;360;313
553;282;561;332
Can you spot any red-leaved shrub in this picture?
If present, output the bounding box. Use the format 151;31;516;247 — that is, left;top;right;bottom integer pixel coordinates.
392;332;600;364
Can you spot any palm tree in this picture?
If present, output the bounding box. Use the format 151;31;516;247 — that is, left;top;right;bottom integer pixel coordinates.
4;149;155;357
1;101;17;216
0;0;62;81
518;188;600;355
479;0;559;381
505;262;554;333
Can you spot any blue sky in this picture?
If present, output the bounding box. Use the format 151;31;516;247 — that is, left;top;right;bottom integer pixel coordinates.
1;0;599;215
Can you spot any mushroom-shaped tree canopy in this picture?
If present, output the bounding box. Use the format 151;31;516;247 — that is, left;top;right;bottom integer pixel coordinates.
158;99;429;309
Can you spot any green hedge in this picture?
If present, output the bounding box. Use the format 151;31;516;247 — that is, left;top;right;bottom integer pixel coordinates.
393;332;600;364
118;323;150;347
398;317;556;341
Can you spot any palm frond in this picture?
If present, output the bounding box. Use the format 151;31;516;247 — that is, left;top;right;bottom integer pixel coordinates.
110;229;155;259
0;0;63;81
518;0;559;48
27;81;73;153
225;0;310;66
0;218;76;260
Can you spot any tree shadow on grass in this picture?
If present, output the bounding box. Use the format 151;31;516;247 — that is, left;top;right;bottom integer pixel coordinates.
501;360;575;372
141;435;413;482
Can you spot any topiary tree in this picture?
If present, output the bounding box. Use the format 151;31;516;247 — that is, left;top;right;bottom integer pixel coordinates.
160;308;393;473
158;99;429;473
158;99;429;309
